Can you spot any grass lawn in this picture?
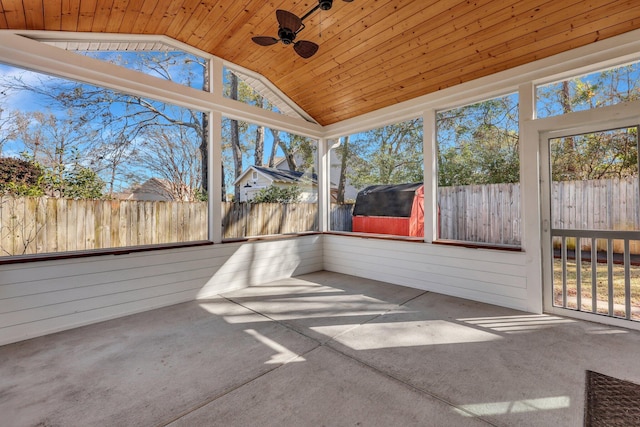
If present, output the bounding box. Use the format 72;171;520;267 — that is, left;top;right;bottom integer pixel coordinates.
553;259;640;319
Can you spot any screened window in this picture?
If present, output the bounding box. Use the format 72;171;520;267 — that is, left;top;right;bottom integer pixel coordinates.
221;116;318;239
436;94;520;246
329;118;424;237
0;63;208;257
39;39;209;91
537;61;640;118
223;66;310;121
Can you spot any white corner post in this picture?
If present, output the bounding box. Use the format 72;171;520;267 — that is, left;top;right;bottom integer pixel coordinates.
423;109;437;243
519;81;543;313
317;137;331;232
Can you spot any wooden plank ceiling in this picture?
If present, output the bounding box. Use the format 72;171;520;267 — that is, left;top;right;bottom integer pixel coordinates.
2;1;640;125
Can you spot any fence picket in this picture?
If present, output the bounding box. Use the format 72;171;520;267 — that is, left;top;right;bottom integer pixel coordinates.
2;177;640;256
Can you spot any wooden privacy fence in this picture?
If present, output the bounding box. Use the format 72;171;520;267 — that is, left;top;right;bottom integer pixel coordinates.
438;183;522;246
2;177;640;255
551;176;640;253
439;177;640;249
0;197;207;256
222;202;318;238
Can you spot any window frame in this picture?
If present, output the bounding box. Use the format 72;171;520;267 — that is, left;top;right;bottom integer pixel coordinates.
0;31;323;263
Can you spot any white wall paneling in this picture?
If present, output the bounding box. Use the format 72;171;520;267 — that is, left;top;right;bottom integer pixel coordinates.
323;235;529;312
0;236;322;346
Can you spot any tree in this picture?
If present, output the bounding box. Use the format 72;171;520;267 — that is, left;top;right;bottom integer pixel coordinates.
250;184;301;203
228;73;243;201
537;64;640;181
0;106;17;156
61;161;105;199
0;157;44;196
336;135;350;204
2;54;207;199
135;126;204;201
346;119;423;189
436;96;519;186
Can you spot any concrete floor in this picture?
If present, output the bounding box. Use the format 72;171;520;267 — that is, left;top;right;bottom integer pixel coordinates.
3;271;640;426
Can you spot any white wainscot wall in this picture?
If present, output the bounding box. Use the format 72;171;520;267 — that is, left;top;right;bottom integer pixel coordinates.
0;235;322;346
323;235;529;312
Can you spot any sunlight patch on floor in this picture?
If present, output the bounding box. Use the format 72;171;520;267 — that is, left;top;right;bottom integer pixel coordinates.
244;329;306;364
311;320;501;350
198;302;272;323
459;315;575;333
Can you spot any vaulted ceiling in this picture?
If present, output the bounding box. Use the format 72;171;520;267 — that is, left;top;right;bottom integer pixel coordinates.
2;1;640;125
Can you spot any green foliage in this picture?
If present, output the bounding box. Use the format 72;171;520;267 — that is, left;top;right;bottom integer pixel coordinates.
193;187;208;202
60;164;105;199
250;185;301;203
551;127;638;181
437;95;520;186
346;118;424;189
0;157;45;196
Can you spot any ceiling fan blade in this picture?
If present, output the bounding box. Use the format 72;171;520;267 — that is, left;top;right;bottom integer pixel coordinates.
252;36;278;46
276;9;303;32
294;40;319;59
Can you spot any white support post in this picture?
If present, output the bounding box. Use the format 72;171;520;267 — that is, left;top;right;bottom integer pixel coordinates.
209;111;223;243
519;82;536;252
423;109;437;243
519;81;543;313
211;57;224;97
317;138;330;232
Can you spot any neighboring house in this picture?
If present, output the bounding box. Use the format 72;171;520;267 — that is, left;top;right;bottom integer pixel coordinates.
274;150;359;202
119;178;190;201
234;165;319;203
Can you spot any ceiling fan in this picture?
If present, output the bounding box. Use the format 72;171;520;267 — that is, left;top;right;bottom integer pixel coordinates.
252;0;354;59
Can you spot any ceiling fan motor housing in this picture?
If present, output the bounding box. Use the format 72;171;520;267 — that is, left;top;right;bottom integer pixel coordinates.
319;0;333;10
278;27;296;44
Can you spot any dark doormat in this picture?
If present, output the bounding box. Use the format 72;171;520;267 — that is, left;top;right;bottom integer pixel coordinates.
585;370;640;426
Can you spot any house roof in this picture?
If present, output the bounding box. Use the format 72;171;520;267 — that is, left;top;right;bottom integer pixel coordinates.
234;166;318;186
2;1;639;126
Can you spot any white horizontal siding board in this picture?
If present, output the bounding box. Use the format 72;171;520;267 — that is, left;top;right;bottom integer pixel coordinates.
0;265;221;314
323;249;526;288
0;236;320;285
325;235;526;266
0;238;321;304
0;258;231;299
196;259;323;299
323;247;527;296
325;260;528;310
323;254;528;301
325;242;525;276
0;236;322;345
0;278;207;327
0;289;199;346
0;245;233;285
323;235;529;311
324;260;528;311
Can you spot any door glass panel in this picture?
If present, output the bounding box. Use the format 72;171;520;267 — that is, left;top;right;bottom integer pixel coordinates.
549;127;640;318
